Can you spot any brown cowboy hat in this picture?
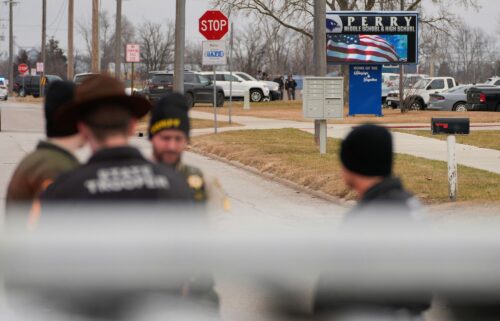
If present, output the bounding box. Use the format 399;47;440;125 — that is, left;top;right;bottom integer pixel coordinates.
55;74;151;129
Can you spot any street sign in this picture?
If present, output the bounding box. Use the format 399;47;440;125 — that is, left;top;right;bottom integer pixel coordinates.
18;63;28;74
36;62;44;73
202;41;227;66
30;68;37;76
126;44;141;63
199;10;229;40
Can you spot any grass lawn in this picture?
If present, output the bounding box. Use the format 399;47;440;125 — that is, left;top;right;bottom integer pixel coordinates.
192;128;500;204
393;130;500;151
194;101;500;124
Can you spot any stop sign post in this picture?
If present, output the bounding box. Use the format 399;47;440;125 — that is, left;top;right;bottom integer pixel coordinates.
199;10;229;135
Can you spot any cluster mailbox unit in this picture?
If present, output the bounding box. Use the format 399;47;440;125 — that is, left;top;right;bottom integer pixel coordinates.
303;77;344;154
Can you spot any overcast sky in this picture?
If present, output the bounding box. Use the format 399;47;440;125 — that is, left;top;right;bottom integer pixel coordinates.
0;0;498;54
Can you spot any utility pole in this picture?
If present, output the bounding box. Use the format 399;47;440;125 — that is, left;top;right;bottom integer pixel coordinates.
313;0;327;145
67;0;74;80
7;0;16;94
173;0;185;93
399;0;406;113
41;0;46;96
114;0;122;79
91;0;100;73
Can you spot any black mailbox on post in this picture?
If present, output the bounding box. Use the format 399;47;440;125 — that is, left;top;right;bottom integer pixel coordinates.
431;118;470;135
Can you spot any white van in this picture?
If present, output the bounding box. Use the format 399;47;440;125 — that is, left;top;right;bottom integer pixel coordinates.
199;71;270;102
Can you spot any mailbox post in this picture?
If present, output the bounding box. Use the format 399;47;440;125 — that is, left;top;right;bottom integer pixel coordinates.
431;118;470;201
303;77;344;154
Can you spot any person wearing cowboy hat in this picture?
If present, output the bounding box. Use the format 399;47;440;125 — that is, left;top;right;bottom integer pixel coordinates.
40;75;193;202
6;81;85;217
148;93;230;210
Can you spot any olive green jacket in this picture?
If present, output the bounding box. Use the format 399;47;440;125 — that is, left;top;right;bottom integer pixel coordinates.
6;141;80;208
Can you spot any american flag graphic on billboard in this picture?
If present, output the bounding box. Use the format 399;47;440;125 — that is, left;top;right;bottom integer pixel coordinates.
327;34;401;63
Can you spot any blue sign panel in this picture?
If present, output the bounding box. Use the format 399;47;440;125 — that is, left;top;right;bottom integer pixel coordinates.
206;50;225;58
349;65;383;116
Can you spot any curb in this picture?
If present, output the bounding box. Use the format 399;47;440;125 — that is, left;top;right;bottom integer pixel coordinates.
190;147;352;208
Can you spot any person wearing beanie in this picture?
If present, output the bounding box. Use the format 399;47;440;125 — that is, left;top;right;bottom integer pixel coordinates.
6;81;85;213
313;124;429;321
149;93;229;208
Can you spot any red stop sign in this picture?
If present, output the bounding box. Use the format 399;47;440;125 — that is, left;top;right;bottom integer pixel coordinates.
199;10;229;40
18;63;29;74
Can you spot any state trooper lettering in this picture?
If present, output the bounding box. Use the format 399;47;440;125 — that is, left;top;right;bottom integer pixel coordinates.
84;165;170;195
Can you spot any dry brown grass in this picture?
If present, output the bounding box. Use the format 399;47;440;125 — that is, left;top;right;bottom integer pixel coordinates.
393;130;500;151
194;101;500;124
192;128;500;204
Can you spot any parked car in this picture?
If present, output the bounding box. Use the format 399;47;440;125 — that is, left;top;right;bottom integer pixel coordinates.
73;73;99;86
484;76;500;86
14;75;63;97
467;86;500;112
387;76;457;110
199;71;271;102
143;71;225;107
0;79;8;101
428;85;495;112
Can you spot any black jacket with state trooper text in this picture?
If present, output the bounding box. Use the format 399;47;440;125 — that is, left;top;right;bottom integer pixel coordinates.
41;146;193;202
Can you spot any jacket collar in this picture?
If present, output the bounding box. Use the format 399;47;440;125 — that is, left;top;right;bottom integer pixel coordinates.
37;140;78;162
360;177;403;203
88;146;145;164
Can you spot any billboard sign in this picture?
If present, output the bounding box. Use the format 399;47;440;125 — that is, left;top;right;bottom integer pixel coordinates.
326;12;418;65
349;65;383;116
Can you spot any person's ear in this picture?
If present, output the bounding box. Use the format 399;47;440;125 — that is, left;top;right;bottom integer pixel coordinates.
128;118;137;137
77;122;90;140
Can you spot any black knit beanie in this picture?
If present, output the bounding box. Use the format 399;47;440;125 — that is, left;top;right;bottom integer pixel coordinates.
149;93;190;139
44;81;78;138
340;124;393;177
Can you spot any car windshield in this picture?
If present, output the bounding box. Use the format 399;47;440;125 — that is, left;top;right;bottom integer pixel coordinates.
75;74;96;85
236;73;255;81
152;74;173;84
413;79;432;89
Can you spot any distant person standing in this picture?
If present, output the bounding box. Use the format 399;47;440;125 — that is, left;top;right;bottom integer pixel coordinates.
256;70;263;80
6;81;85;218
273;75;285;100
285;74;297;101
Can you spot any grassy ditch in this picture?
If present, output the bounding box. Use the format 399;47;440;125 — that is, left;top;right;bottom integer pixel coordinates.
192;128;500;204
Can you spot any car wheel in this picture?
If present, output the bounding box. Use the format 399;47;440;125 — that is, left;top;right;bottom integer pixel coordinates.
408;99;423;111
185;93;194;109
250;89;263;102
216;92;225;107
453;102;468;112
18;87;26;97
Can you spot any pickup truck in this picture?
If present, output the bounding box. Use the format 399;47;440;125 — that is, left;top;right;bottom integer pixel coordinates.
386;76;457;110
466;86;500;112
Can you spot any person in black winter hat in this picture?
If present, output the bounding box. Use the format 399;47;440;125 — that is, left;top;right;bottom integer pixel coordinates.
149;93;228;205
313;124;429;321
6;81;85;216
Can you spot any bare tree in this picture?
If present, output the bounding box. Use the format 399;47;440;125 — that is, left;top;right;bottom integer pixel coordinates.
138;21;175;73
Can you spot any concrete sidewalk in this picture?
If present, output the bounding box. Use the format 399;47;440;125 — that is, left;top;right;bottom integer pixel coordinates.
190;110;500;175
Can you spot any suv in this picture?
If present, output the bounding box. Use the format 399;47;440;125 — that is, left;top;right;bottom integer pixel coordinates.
199;71;270;102
143;71;225;107
14;75;63;97
387;76;457;110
